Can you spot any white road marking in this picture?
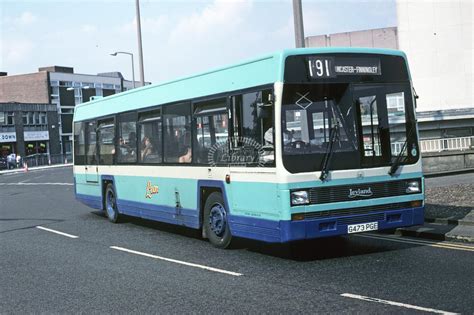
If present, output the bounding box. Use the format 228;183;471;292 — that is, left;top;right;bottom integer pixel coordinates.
36;226;79;239
0;182;73;186
356;234;474;252
110;246;243;277
341;293;459;314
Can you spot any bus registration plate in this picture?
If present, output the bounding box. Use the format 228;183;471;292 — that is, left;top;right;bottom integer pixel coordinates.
347;222;378;234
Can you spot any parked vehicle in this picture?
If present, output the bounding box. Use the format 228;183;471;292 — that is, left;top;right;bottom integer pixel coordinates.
0;156;7;170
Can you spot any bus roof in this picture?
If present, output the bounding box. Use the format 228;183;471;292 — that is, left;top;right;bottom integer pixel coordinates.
74;47;407;122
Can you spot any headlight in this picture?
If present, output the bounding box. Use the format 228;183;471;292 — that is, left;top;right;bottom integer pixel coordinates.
291;190;309;206
406;180;421;193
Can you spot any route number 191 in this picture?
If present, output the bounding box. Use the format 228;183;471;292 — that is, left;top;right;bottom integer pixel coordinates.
308;57;334;78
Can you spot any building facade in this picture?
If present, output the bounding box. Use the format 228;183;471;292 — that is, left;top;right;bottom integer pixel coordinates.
0;67;139;155
0;102;60;158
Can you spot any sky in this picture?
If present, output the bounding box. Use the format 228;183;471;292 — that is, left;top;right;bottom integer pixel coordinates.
0;0;397;84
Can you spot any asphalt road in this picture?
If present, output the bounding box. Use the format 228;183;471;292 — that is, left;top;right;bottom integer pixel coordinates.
425;172;474;188
1;167;473;313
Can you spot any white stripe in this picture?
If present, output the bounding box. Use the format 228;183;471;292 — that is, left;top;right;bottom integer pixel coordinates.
356;234;474;252
341;293;459;314
0;182;73;186
36;226;79;239
110;246;243;277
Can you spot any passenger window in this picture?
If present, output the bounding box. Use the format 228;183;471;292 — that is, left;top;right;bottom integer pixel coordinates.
98;119;115;165
193;99;228;165
74;122;86;165
138;109;162;163
117;113;137;163
85;121;97;165
231;89;274;166
163;103;191;163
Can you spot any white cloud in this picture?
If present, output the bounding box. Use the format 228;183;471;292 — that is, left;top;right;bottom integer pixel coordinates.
120;15;169;34
168;0;252;45
15;11;38;26
1;39;35;65
81;24;97;33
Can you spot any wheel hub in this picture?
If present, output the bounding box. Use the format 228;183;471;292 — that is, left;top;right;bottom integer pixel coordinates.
106;191;116;219
209;203;226;236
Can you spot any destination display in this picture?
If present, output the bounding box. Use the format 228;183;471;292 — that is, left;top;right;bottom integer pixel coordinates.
307;56;382;78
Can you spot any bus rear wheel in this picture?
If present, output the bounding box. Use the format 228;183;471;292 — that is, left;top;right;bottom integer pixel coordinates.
105;184;121;223
204;192;232;249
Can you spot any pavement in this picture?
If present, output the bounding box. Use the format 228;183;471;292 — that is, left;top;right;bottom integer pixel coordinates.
0;163;73;175
397;172;474;243
2;164;473;244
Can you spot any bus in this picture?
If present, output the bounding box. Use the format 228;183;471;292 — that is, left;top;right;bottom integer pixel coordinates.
73;48;424;248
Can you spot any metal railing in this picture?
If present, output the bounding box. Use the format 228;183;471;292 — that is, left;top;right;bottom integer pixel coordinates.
420;136;474;153
21;153;72;168
359;136;473;156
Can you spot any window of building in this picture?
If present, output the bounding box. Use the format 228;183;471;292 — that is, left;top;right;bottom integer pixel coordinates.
6;112;14;125
98;119;115;165
117;113;137;163
193;98;228;165
61;114;73;133
163;103;191;163
74;122;86;165
138;110;162;164
40;112;47;124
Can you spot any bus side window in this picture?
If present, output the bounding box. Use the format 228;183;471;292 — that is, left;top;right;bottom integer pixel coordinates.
98;119;115;165
85;121;97;165
138;109;162;164
193;98;228;165
163;102;191;163
74;122;86;165
231;89;274;166
117;113;137;164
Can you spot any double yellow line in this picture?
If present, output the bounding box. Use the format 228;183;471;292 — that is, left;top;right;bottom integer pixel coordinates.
357;234;474;252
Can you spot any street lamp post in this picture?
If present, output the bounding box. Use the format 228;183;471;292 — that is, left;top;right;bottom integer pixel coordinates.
292;0;305;48
110;51;136;89
135;0;145;87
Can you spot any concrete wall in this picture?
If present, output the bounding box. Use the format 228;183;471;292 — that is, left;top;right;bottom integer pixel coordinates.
305;27;398;49
422;150;474;174
397;0;473;112
0;72;50;103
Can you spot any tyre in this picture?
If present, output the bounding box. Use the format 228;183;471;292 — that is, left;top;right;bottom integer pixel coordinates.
203;192;232;249
105;184;121;223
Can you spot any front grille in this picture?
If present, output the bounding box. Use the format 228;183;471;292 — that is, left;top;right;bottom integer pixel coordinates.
303;201;412;220
337;213;385;225
307;179;420;204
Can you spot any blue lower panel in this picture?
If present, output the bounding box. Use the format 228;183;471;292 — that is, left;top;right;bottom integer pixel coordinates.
76;193;102;210
230;206;425;243
117;199;200;229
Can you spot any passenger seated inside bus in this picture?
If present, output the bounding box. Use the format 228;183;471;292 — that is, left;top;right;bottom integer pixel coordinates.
178;147;192;163
141;136;154;161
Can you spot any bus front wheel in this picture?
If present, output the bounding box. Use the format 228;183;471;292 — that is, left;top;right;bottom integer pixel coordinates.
204;192;232;249
105;184;121;223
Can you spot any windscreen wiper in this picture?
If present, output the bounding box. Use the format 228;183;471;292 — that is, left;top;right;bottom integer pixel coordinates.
319;123;339;181
388;124;415;176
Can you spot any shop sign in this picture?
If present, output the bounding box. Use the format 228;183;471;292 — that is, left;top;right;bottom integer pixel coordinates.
24;131;49;141
0;132;16;143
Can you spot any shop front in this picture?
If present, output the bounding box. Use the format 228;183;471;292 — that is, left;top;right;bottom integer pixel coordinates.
24;131;49;156
0;132;17;157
